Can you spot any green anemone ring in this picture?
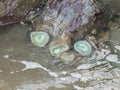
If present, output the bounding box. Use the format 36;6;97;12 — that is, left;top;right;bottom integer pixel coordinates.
30;31;50;47
74;40;92;56
50;45;69;58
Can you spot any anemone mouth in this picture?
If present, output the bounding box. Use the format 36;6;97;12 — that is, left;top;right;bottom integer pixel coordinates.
30;31;50;47
49;45;69;58
74;40;92;56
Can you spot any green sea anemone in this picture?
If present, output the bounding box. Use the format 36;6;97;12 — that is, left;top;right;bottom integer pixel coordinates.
49;34;71;58
49;45;69;58
74;40;92;56
30;31;50;47
60;52;75;64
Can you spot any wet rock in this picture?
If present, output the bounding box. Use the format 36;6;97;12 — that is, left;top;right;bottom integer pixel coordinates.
90;49;111;61
107;21;119;30
105;54;119;63
40;0;100;39
0;1;5;17
3;0;46;16
98;31;110;41
31;0;113;62
0;0;48;25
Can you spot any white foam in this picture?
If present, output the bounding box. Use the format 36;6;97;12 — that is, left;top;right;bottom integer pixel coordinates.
20;61;50;72
12;60;59;77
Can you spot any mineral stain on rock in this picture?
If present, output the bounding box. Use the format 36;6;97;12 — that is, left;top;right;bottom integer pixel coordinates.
40;0;100;37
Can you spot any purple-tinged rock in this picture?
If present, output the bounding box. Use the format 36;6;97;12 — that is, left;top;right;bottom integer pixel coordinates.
41;0;100;40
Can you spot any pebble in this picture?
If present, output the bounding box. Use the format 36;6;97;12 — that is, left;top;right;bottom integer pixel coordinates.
3;55;9;59
105;54;119;62
70;73;81;79
77;64;92;70
73;85;83;90
49;72;59;78
61;71;67;75
115;45;120;50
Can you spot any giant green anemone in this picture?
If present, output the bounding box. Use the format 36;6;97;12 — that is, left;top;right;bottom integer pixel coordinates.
30;31;50;47
74;40;92;56
60;52;75;64
49;45;69;58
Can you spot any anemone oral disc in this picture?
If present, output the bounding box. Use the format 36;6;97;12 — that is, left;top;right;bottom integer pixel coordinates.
74;40;92;56
50;45;69;58
30;31;50;47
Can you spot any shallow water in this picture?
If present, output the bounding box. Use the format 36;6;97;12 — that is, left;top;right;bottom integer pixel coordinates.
0;23;120;90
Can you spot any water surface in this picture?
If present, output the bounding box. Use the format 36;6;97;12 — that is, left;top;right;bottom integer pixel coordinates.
0;23;120;90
